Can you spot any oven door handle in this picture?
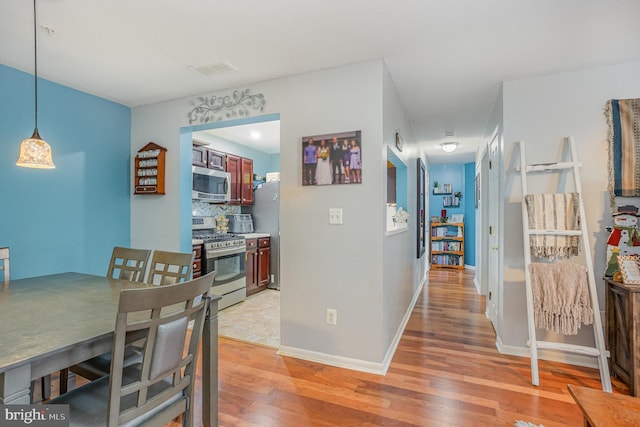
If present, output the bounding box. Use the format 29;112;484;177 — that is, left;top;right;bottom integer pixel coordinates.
206;246;246;258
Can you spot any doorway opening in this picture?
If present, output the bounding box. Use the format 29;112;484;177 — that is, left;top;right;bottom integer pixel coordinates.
181;113;281;348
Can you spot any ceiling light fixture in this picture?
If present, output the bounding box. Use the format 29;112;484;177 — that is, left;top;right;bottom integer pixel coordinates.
441;142;459;153
250;130;261;140
17;0;55;169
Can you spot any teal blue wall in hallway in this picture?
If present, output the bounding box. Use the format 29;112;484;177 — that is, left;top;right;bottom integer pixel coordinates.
0;65;131;279
428;162;476;267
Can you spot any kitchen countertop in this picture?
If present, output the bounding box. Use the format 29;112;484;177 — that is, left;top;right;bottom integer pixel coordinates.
238;233;270;239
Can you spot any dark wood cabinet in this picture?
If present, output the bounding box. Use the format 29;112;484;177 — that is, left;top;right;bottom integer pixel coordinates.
246;237;270;296
226;154;242;204
606;279;640;396
192;146;207;167
226;155;253;205
241;158;253;206
192;244;202;278
207;149;226;171
257;237;271;288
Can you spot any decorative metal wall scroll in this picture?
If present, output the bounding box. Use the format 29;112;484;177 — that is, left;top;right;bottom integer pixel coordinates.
187;89;266;124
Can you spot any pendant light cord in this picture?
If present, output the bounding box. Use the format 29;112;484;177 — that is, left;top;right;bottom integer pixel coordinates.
33;0;38;132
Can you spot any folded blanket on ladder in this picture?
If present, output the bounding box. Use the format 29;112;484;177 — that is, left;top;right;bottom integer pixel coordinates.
529;262;593;335
525;193;580;260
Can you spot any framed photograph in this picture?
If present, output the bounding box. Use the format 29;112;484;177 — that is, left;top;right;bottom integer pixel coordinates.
302;130;361;186
450;214;464;224
431;216;440;223
416;158;425;258
618;255;640;284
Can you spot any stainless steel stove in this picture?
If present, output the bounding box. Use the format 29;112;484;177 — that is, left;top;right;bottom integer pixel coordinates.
192;217;246;309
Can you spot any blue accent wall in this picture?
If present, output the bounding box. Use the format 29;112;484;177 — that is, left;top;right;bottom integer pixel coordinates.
0;65;131;279
428;163;475;266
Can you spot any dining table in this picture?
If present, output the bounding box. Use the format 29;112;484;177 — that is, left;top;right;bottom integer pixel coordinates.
0;272;220;427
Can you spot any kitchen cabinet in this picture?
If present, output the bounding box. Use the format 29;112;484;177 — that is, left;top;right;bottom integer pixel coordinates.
226;155;253;206
430;222;464;269
246;237;270;296
241;157;254;206
226;154;241;204
192;146;207;167
134;142;166;195
207;149;226;171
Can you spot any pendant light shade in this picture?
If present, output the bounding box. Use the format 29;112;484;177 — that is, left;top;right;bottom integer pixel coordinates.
17;129;55;168
16;0;55;169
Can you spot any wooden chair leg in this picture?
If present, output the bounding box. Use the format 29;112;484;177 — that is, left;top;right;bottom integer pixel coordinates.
59;368;69;394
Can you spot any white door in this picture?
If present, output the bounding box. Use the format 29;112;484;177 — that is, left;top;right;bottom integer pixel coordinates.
486;131;501;329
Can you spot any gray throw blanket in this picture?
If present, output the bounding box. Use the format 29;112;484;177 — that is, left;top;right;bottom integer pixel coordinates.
529;262;593;335
525;193;580;260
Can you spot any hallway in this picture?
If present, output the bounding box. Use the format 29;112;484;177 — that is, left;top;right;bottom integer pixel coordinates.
207;268;628;426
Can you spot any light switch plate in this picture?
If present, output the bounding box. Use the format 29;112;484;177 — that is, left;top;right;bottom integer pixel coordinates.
329;208;343;225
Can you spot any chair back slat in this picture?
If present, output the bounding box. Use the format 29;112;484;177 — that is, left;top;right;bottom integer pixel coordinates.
146;250;194;285
107;247;151;282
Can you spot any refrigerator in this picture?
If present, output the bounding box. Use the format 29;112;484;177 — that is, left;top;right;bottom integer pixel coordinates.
246;181;280;289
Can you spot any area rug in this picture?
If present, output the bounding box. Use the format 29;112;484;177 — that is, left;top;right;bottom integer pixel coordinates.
514;421;544;427
606;98;640;209
217;288;280;348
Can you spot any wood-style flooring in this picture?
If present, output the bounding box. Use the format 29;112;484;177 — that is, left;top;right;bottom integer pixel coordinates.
176;268;630;426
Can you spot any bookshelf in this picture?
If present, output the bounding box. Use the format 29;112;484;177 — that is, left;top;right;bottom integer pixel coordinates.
430;222;464;269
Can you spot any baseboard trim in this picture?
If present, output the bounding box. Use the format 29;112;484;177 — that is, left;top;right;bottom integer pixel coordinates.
277;274;428;376
380;272;427;374
473;276;481;294
496;335;599;369
277;345;386;375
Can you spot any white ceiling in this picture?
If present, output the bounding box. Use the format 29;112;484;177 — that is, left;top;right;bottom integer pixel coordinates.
2;0;639;163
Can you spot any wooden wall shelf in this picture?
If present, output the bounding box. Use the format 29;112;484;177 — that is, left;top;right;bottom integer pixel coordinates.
134;142;166;195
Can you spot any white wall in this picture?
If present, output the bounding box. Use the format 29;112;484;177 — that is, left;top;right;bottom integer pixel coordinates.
499;60;640;358
131;60;422;371
381;67;428;368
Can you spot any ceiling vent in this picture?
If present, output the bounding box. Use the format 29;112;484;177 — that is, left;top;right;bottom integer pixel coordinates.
189;60;237;77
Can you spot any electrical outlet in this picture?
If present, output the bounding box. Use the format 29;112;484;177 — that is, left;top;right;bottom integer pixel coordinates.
329;208;343;225
326;308;337;325
271;274;275;283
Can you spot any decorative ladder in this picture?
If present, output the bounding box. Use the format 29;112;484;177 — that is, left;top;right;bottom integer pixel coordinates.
517;137;612;392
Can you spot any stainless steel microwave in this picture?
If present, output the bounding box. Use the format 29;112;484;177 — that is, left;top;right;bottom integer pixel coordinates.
192;166;231;203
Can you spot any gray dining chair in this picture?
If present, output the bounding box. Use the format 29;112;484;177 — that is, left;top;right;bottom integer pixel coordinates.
106;246;151;282
0;247;9;284
50;272;215;427
66;249;196;386
146;250;195;286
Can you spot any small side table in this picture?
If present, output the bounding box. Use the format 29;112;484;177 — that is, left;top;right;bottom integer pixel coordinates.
568;384;640;426
605;278;640;396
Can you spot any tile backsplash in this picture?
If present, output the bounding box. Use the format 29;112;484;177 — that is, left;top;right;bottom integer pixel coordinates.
192;201;241;218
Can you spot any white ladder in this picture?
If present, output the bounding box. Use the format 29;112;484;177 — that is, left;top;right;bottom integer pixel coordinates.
518;137;612;392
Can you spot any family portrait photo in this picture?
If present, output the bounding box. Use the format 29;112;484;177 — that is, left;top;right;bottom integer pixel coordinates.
302;130;362;186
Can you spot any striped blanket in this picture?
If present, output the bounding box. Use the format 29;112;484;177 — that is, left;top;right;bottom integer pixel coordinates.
606;98;640;209
525;193;580;260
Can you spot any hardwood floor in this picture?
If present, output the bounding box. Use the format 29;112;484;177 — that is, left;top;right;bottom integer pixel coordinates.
184;268;630;426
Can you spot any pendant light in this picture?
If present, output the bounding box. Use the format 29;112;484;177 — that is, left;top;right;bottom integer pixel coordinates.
16;0;55;169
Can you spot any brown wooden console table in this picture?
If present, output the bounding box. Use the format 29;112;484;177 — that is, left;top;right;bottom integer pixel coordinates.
605;278;640;396
568;384;640;426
